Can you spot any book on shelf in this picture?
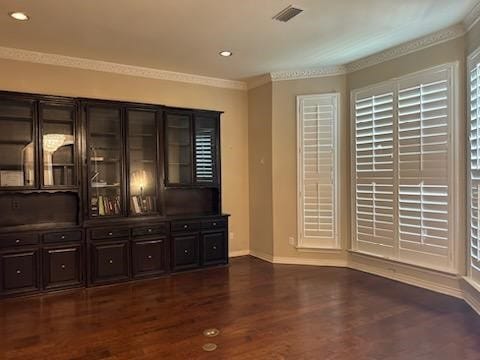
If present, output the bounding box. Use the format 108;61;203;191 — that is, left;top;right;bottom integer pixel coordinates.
91;197;99;217
131;195;155;214
98;195;105;216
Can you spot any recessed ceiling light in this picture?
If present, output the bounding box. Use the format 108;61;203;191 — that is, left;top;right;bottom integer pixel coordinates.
219;51;233;57
9;12;29;21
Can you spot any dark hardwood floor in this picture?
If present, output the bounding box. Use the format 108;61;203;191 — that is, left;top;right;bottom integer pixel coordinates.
0;256;479;360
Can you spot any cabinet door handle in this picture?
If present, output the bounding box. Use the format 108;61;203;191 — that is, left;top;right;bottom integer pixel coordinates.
61;235;66;240
61;264;66;270
213;246;217;250
213;222;217;226
147;255;152;260
16;269;22;275
15;239;20;244
108;232;113;236
184;250;189;255
108;259;113;264
184;225;188;229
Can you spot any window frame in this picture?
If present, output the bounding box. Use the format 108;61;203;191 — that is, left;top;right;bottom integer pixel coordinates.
296;93;341;250
350;62;460;274
468;48;480;285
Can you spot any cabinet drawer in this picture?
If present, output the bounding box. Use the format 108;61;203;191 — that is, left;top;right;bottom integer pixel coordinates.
171;221;200;233
43;231;82;244
90;228;130;240
201;231;228;266
132;224;167;238
0;249;40;295
172;234;200;271
90;241;129;284
132;238;167;278
0;233;39;248
202;219;227;230
43;245;83;290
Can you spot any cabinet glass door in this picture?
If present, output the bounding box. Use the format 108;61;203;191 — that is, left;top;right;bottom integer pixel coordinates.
127;109;158;215
0;99;36;188
166;112;192;185
41;104;76;187
194;116;218;184
88;106;123;217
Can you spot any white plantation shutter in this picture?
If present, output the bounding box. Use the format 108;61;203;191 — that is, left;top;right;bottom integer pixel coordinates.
397;68;453;269
469;52;480;280
297;94;339;248
352;63;456;272
195;130;214;182
353;87;395;257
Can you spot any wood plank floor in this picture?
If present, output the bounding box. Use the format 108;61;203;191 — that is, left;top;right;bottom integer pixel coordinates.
0;256;479;360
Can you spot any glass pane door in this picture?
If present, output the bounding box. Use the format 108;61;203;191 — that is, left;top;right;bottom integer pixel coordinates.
194;116;217;184
41;104;76;187
88;107;123;217
0;99;36;188
128;109;158;215
166;113;192;185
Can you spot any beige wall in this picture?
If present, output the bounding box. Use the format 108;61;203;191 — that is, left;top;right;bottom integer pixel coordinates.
466;20;480;55
248;83;274;256
247;34;467;268
0;58;250;254
271;75;349;262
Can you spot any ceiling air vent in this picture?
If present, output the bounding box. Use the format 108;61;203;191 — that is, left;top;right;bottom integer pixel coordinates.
273;5;303;22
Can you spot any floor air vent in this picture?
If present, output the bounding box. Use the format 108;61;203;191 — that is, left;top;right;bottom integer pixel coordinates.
273;5;304;22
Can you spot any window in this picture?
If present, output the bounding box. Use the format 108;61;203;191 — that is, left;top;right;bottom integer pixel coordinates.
469;49;480;284
352;63;457;272
297;93;339;249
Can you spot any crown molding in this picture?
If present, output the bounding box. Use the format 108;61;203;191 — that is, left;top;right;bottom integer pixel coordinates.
0;46;247;91
464;0;480;32
345;24;465;73
270;65;347;82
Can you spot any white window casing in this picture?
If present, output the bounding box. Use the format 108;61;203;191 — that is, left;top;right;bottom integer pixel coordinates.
297;93;340;249
468;48;480;285
351;63;458;273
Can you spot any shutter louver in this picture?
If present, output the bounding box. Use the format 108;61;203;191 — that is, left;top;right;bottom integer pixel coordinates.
297;94;338;248
398;78;450;262
470;63;480;271
354;90;395;256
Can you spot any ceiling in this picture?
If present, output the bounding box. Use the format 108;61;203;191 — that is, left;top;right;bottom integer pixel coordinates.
0;0;476;80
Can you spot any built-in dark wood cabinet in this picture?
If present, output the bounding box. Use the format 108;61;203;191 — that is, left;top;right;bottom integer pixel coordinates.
43;243;83;290
0;90;228;298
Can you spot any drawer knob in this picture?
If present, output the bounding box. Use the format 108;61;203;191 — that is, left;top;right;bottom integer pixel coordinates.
108;232;113;236
15;239;20;244
148;229;152;233
213;222;217;226
61;264;66;270
184;225;188;229
213;246;217;250
147;255;152;260
61;235;65;240
108;259;113;264
16;269;21;275
184;250;189;254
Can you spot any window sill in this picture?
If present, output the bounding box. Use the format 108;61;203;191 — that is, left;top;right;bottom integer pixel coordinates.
295;245;343;253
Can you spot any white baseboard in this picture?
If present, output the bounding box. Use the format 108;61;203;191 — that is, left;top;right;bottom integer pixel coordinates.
349;258;463;299
462;277;480;315
273;256;348;267
249;249;274;263
229;250;250;258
